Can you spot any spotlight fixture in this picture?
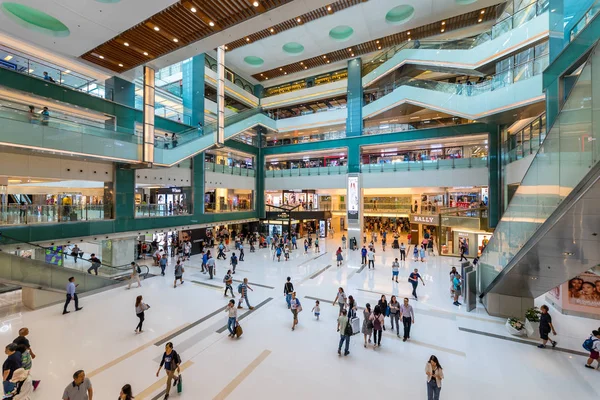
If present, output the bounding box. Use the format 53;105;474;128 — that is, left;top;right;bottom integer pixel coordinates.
154;26;160;31
225;45;228;50
441;21;445;25
297;18;302;23
284;72;287;75
118;63;124;67
98;55;104;59
260;74;263;76
441;29;445;33
246;37;250;42
143;51;149;56
173;38;179;43
376;40;380;44
190;7;196;12
351;53;354;57
326;60;330;63
300;62;303;65
304;66;308;69
563;252;574;256
378;46;381;50
407;31;411;35
253;1;260;7
348;48;352;51
279;67;283;71
209;21;215;27
408;38;411;41
478;18;482;22
327;6;332;11
323;55;327;59
269;28;274;33
480;10;485;14
124;42;129;47
265;77;269;80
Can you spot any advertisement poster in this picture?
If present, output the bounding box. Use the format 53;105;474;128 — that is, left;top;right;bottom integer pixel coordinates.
319;220;326;238
45;245;63;266
568;270;600;308
347;175;359;220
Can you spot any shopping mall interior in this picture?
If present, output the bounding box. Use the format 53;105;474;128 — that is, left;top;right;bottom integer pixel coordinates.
0;0;598;399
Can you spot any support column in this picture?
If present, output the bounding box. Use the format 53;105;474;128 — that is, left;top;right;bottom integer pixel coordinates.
104;76;136;132
142;66;155;165
254;84;264;99
256;128;265;218
346;173;363;245
488;125;501;228
182;54;205;127
216;45;226;147
346;58;363;137
102;238;135;267
549;0;564;63
114;167;135;225
193;154;204;217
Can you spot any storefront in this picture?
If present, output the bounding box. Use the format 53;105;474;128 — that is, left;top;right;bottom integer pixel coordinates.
266;190;319;209
409;214;440;246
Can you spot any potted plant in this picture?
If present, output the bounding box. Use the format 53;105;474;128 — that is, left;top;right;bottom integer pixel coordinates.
524;307;541;338
505;317;526;336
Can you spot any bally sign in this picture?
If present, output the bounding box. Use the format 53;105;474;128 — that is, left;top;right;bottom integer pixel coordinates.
411;214;440;225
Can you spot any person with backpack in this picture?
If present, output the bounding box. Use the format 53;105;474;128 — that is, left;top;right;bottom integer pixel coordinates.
584;330;600;369
237;278;254;310
284;277;294;309
337;308;351;356
156;342;181;399
275;246;282;262
159;254;168;276
537;304;557;348
134;295;150;334
230;252;238;275
370;305;385;348
127;262;142;289
290;292;302;331
223;270;234;298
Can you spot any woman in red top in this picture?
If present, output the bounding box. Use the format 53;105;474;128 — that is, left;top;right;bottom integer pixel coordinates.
336;247;343;267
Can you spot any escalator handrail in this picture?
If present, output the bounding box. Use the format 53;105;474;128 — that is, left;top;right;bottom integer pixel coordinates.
0;232;150;279
478;46;595;298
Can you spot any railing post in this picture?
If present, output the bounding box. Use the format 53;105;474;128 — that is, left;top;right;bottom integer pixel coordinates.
436;159;439;170
421;160;424;171
452;157;455;169
468;157;472;168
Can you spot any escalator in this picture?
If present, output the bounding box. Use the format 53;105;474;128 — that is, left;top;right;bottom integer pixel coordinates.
478;44;600;303
0;233;150;294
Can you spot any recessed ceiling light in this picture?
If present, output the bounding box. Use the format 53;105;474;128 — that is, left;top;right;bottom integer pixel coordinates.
478;18;482;22
407;31;411;35
323;55;327;59
326;60;330;63
408;38;411;41
284;72;287;75
98;55;104;59
265;77;268;80
143;52;149;56
190;7;196;12
296;18;302;23
260;74;264;76
118;63;123;67
441;29;445;33
378;46;381;50
269;28;274;32
279;68;283;71
480;10;485;14
300;62;303;65
441;21;445;25
224;45;228;50
563;252;574;256
246;37;250;42
209;21;215;27
327;6;332;11
304;66;307;69
154;26;160;31
376;40;379;44
64;70;71;74
253;1;260;7
124;42;129;46
173;38;179;42
3;55;12;61
351;53;354;56
348;48;352;51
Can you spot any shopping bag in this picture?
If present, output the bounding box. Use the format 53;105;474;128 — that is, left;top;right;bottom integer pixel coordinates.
177;374;183;393
235;323;243;338
350;317;360;335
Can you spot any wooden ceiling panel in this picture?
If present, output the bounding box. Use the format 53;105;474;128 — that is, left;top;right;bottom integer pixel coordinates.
253;3;506;81
81;0;293;72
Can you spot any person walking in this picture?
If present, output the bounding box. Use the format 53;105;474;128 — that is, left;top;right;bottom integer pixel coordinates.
70;245;80;263
341;235;347;249
226;299;238;338
217;242;226;260
229;252;238;275
290;292;302;331
159;253;168;276
378;295;388;331
63;277;82;314
419;245;426;262
223;270;234;297
347;295;357;319
12;328;40;391
303;239;309;254
206;255;216;279
173;260;184;288
314;237;320;253
425;355;444;400
62;370;93;400
337;309;351;356
400;297;415;342
155;342;181;399
237;278;254;310
127;262;142;289
367;248;375;269
336;247;343;267
361;246;367;265
381;236;386;252
239;243;245;261
537;305;557;348
284;277;294;309
134;295;150;334
584;330;600;369
427;238;435;256
449;267;459;298
86;253;101;275
391;258;400;282
459;242;467;262
332;287;347;315
389;296;401;337
452;273;462;306
119;384;134;400
10;367;33;399
400;242;406;261
362;303;373;348
370;305;384;348
409;268;425;300
3;343;21;396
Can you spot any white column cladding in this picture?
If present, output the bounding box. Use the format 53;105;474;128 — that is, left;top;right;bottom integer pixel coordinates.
216;45;225;147
346;173;363;244
143;66;155;164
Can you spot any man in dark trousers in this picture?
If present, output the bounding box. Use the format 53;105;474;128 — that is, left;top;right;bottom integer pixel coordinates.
63;277;83;314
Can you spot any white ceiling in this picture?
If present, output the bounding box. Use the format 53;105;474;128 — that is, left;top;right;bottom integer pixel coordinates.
225;0;501;76
0;0;177;57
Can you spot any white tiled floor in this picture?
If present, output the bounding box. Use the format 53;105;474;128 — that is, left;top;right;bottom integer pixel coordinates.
2;235;599;399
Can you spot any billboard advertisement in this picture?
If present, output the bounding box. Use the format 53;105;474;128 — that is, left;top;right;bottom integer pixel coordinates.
347;175;359;220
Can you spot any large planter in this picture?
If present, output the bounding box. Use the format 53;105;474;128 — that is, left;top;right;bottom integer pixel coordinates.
505;319;526;336
525;319;540;338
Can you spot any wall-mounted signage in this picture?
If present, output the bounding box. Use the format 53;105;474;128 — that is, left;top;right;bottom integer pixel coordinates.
411;214;440;225
347;175;359;220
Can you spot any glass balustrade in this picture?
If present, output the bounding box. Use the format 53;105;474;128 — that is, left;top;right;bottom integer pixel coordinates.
205;162;256;177
0;204;112;226
135;204;192;218
360;157;488;173
204;203;253;213
570;0;600;42
503;113;546;164
265;165;348;177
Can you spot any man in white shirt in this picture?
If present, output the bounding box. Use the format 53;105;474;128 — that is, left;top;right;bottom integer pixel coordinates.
367;249;375;269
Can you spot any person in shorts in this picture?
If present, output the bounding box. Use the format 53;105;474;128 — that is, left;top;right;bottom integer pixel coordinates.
173;260;184;288
312;300;320;320
290;292;301;331
391;258;400;282
537;305;557;348
585;330;600;369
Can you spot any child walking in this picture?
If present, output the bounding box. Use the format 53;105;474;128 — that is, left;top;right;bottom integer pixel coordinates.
312;300;321;320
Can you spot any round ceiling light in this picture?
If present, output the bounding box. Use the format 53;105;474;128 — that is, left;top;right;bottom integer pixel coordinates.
329;25;354;41
244;56;264;67
385;5;415;25
282;42;305;55
1;2;70;37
